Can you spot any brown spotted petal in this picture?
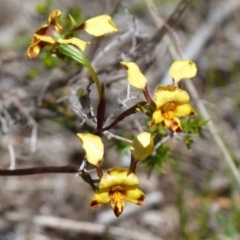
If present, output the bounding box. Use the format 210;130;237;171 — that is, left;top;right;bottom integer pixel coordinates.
35;10;62;36
46;9;62;33
110;190;126;217
90;189;110;209
77;133;104;166
124;188;145;205
27;10;63;59
163;117;182;132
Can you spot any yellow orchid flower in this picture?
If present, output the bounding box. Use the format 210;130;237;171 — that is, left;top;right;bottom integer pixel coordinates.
151;85;196;132
169;60;197;82
121;61;197;132
131;132;156;161
27;9;63;59
77;133;104;166
27;9;89;59
90;168;145;217
27;10;118;59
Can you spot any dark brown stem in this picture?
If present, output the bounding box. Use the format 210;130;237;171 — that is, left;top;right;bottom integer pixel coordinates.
96;163;103;178
95;101;147;133
96;83;106;131
143;85;156;109
129;155;138;174
0;165;79;176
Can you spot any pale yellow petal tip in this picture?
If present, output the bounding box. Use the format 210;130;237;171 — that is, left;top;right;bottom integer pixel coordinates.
131;132;156;161
27;45;40;59
120;61;147;89
58;37;90;51
84;15;118;37
77;133;104;166
169;60;197;82
164;117;182;132
48;9;62;21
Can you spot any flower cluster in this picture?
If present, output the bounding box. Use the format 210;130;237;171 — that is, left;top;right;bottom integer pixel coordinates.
77;132;155;217
27;9;118;59
121;60;197;132
27;9;198;217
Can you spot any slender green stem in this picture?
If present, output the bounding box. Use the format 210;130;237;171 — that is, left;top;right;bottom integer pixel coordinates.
58;44;101;98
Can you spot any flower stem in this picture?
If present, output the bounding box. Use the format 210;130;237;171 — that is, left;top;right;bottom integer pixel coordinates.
143;85;156;109
58;44;101;98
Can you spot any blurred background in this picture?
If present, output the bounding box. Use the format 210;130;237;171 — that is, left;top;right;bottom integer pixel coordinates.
0;0;240;239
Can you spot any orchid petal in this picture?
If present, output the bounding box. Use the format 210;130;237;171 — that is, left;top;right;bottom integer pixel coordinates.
77;133;104;166
120;62;147;89
164;117;182;132
35;34;56;44
48;9;62;23
125;188;145;205
169;60;197;82
99;168;139;189
58;37;90;51
151;110;164;125
27;41;41;59
174;103;196;117
131;132;156;161
90;190;110;209
110;192;125;217
84;15;118;37
47;9;62;33
154;86;189;109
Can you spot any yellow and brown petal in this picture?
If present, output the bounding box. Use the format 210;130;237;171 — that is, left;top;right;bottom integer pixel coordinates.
34;32;56;44
27;39;41;59
57;38;90;51
99;168;139;189
90;189;111;208
47;9;62;28
124;188;145;205
27;10;63;59
154;85;190;109
163;117;182;132
36;9;62;35
110;190;126;217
